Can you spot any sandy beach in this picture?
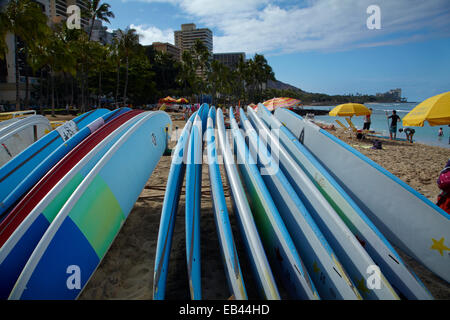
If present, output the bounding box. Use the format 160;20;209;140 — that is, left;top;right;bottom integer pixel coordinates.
43;113;449;300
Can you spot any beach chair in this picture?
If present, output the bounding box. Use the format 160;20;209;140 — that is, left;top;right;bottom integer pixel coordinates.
345;118;381;139
335;119;347;129
335;119;354;139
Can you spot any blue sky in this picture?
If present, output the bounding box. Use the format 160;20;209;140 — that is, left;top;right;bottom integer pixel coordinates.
103;0;450;102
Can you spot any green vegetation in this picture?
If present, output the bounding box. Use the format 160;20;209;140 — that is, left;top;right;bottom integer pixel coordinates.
1;0;396;112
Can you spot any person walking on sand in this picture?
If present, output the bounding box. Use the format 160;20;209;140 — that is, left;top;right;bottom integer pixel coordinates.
386;110;401;140
363;108;372;130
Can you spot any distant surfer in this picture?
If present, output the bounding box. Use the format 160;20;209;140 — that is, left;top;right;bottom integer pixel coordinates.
386;110;401;140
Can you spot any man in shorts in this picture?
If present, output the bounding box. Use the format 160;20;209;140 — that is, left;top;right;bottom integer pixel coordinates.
387;110;401;140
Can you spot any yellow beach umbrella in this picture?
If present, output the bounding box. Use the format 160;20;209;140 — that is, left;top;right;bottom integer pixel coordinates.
402;91;450;127
329;103;371;117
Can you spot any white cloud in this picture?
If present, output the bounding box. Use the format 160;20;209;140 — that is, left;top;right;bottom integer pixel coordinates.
128;0;450;54
130;24;175;45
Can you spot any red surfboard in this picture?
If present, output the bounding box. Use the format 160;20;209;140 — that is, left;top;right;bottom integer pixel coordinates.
0;110;144;246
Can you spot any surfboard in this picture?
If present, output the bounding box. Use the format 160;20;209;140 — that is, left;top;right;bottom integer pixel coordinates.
0;115;52;166
0;110;144;299
0;108;128;219
206;107;247;300
0;109;111;218
9;111;171;299
216;108;280;300
275;106;444;295
243;107;366;300
230;107;319;300
257;104;403;299
185;114;203;300
153;112;196;300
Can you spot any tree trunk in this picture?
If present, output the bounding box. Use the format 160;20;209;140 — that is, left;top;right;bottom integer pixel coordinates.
24;46;30;109
39;69;44;115
25;73;29;109
80;64;85;113
51;70;55;117
14;36;20;111
123;56;129;105
115;62;120;105
71;75;74;107
98;70;102;108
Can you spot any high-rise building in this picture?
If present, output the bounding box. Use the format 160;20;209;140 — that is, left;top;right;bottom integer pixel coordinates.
213;52;245;70
90;19;113;45
50;0;66;24
151;42;181;61
174;23;213;54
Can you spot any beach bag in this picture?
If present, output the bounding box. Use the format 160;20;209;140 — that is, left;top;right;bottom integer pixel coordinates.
371;140;382;150
437;166;450;191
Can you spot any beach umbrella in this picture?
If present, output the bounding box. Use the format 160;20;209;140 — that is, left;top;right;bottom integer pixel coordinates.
176;97;189;104
160;96;177;104
262;97;301;112
329;103;371;117
402;91;450;127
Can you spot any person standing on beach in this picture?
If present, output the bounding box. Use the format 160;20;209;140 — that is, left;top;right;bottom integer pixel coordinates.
363;108;372;130
438;128;444;137
386;110;401;140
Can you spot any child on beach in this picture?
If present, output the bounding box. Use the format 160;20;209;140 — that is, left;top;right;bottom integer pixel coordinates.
438;128;443;137
386;110;401;140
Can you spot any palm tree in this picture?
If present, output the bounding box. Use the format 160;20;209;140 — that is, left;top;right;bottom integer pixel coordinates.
2;0;49;110
85;0;115;41
110;37;122;105
253;54;274;101
192;39;210;95
89;42;110;107
177;50;198;99
116;28;139;105
44;25;77;116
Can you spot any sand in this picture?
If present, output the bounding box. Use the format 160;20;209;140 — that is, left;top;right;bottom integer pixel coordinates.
47;112;449;300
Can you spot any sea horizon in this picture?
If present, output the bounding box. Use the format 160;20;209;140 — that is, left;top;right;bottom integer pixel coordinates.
302;102;450;149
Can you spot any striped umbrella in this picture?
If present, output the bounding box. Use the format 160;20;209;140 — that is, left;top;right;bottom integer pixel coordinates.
160;96;177;104
262;97;301;111
176;97;189;104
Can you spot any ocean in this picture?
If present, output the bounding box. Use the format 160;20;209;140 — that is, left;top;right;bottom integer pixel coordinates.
306;102;450;149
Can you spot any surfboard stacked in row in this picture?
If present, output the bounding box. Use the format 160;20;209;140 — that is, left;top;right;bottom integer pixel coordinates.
155;102;448;300
0;109;172;299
